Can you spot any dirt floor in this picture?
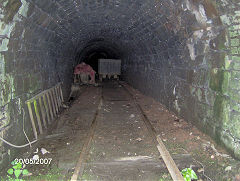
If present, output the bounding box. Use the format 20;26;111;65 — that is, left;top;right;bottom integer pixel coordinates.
1;80;240;181
122;82;240;181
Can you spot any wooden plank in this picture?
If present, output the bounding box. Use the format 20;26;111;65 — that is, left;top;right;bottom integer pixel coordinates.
39;96;47;129
46;92;54;121
25;82;62;104
25;82;62;133
56;85;62;107
27;102;38;139
33;100;43;134
25;89;48;103
52;88;59;114
57;86;61;108
53;87;59;113
59;84;64;103
59;85;63;106
157;136;185;181
43;94;51;125
49;89;57;117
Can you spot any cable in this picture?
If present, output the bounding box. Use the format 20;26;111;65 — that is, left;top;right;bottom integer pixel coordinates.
22;108;32;147
0;109;38;148
0;137;37;148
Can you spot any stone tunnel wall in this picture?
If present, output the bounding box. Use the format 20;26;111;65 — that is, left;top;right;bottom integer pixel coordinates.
0;0;239;169
123;0;240;159
0;0;76;167
217;1;240;159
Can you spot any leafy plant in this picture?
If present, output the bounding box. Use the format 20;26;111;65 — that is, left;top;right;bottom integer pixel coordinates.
181;168;198;181
7;160;29;181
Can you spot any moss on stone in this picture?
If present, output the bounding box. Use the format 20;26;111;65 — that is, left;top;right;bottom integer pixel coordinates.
213;95;230;126
209;69;230;94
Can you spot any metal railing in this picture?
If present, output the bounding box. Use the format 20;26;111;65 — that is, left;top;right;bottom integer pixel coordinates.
25;83;63;139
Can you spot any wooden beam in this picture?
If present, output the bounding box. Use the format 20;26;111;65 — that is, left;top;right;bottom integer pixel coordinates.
58;85;63;106
59;84;64;103
43;94;51;125
39;97;47;129
25;82;63;136
27;102;38;139
46;92;54;121
157;136;185;181
49;89;57;117
33;100;43;134
53;87;59;113
56;86;61;109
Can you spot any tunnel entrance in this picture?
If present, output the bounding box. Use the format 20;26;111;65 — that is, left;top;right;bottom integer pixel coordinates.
0;0;240;179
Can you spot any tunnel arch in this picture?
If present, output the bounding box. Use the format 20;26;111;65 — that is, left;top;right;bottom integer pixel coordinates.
0;0;240;169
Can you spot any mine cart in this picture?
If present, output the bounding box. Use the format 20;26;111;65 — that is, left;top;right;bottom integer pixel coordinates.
98;59;121;81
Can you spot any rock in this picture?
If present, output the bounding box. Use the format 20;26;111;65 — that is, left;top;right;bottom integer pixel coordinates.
225;166;232;171
41;148;50;155
62;104;69;108
33;155;39;160
130;114;135;118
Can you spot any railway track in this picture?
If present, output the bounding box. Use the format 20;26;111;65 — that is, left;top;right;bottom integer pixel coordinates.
70;81;184;181
120;82;184;181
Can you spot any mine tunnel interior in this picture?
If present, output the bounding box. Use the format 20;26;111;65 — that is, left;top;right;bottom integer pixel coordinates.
80;50;117;74
83;51;107;73
0;0;240;179
75;40;122;74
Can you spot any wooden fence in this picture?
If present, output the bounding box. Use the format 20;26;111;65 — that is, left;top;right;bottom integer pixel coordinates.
25;83;63;139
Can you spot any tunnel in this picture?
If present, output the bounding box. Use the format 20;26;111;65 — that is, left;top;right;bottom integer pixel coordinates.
0;0;240;179
75;39;121;73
